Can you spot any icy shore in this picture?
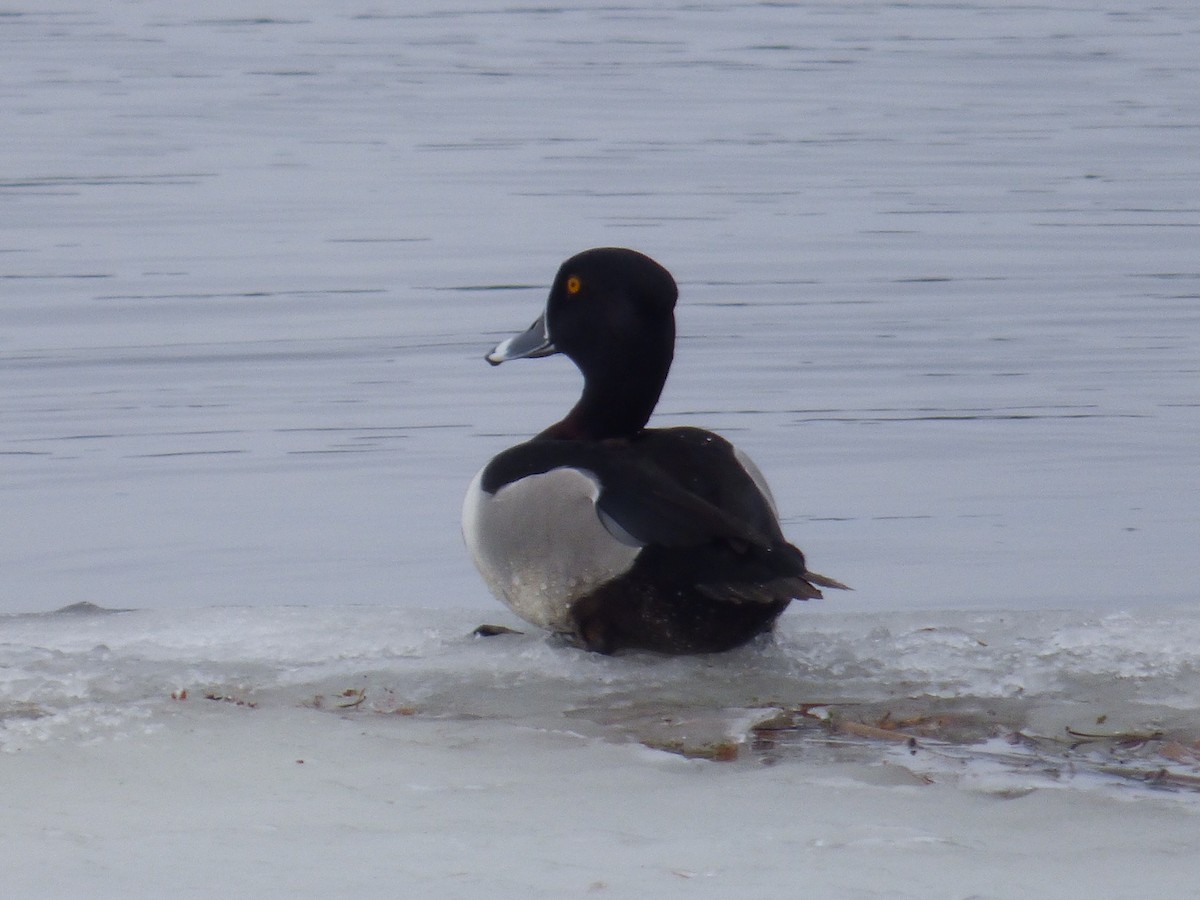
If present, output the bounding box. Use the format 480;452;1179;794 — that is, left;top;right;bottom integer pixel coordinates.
5;604;1200;898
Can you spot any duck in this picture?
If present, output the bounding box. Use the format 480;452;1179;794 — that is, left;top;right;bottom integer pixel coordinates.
463;247;847;655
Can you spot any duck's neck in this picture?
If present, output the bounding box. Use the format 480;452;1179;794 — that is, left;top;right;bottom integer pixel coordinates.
539;353;671;442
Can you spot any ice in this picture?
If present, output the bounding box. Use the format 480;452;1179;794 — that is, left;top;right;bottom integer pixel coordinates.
3;1;1200;896
5;603;1200;896
7;603;1200;757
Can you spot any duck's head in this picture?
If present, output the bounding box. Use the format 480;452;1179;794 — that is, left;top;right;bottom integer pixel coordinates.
487;248;679;440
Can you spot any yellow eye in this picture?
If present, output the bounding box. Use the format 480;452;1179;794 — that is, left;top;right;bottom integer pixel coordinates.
566;275;582;295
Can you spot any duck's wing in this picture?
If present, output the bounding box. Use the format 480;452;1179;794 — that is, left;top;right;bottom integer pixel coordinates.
482;434;844;605
605;428;850;602
481;436;771;550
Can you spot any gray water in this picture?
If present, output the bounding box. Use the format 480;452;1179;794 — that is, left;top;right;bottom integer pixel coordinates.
3;1;1199;618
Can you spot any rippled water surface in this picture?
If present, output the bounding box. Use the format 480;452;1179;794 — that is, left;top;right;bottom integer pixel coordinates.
5;2;1198;615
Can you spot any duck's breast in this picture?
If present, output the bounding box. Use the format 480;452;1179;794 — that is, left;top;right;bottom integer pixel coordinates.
462;464;640;632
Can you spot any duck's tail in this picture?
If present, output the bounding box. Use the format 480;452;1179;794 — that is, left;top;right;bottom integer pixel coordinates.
804;571;852;592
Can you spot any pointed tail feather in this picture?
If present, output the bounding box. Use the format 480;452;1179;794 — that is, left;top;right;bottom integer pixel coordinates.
804;571;852;592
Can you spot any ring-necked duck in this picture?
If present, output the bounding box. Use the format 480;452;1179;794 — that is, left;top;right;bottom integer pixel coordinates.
463;248;846;654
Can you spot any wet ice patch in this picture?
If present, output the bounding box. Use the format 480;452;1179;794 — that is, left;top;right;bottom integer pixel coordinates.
4;604;1199;795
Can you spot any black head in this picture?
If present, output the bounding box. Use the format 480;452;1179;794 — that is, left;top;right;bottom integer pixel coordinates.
544;247;678;375
486;248;679;440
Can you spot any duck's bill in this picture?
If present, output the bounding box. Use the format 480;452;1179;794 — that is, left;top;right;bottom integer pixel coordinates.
486;312;558;365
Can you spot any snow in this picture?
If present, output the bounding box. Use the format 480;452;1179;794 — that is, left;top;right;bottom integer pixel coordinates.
6;605;1200;898
3;1;1200;896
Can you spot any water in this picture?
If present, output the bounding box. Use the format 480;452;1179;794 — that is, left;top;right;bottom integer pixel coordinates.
3;4;1200;881
5;1;1198;615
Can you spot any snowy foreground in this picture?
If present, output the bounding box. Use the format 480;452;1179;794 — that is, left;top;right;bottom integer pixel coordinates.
5;603;1200;898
